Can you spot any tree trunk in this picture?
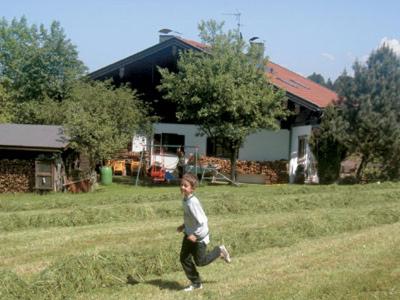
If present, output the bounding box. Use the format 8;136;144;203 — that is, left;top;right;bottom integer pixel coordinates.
229;146;239;182
356;155;368;182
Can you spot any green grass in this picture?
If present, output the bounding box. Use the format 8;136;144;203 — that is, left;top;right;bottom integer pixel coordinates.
1;182;400;299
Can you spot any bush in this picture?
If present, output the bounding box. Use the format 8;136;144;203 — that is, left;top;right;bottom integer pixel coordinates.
294;165;305;184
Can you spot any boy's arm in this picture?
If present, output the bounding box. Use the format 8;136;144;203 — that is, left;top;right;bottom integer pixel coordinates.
176;224;196;241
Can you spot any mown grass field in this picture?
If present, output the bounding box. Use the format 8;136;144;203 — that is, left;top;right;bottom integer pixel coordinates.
1;181;400;299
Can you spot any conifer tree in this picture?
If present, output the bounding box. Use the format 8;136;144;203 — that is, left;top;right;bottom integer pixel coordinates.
337;46;400;180
309;105;347;183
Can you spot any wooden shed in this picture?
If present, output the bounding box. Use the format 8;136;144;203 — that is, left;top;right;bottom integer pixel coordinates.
0;124;70;193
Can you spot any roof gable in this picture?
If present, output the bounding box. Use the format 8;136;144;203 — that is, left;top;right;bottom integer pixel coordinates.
0;124;69;150
89;37;203;80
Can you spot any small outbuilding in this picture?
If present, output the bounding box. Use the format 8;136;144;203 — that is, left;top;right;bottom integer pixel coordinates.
0;124;73;193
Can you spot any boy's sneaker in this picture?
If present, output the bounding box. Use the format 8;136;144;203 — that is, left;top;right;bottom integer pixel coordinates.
183;283;203;292
220;245;231;263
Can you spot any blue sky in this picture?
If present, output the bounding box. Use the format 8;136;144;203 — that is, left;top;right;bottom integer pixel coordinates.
2;0;400;80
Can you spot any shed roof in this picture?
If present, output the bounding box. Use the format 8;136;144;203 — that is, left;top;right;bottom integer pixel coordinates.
0;124;69;150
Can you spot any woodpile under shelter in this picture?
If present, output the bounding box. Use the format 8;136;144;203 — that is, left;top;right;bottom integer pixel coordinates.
0;124;70;193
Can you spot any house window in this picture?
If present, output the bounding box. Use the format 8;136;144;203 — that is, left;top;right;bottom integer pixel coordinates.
206;137;233;158
153;133;185;154
298;135;308;161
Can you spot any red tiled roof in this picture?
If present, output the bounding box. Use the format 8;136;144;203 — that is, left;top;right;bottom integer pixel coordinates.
266;61;338;108
179;37;209;51
181;39;338;109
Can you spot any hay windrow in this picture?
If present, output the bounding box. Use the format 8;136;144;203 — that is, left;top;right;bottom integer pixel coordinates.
2;203;400;299
1;246;181;300
1;185;400;232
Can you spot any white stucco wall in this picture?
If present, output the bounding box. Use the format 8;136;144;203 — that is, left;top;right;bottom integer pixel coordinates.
154;123;290;162
289;125;312;183
239;129;290;161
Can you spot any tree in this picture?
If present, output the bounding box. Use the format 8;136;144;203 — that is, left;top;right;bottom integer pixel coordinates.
333;69;352;94
158;20;288;181
308;72;326;86
336;46;400;181
0;83;13;123
0;17;86;122
309;105;347;183
308;72;334;89
326;78;334;90
62;80;151;170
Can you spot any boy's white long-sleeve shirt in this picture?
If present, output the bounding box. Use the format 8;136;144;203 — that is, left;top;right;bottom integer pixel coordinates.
182;194;210;244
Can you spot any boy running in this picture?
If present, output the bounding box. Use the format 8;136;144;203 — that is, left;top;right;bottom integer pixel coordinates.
177;173;231;292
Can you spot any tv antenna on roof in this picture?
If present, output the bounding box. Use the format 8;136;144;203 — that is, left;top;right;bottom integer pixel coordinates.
223;10;242;33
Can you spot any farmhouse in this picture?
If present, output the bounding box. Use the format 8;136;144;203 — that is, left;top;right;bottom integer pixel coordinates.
89;34;338;183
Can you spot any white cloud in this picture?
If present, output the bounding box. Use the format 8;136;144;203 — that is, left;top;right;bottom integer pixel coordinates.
321;52;335;61
379;37;400;56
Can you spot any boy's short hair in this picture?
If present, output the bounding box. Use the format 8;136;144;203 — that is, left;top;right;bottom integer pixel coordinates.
182;173;198;189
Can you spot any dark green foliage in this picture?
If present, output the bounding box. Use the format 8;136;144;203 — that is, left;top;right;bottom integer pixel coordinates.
0;17;87;124
158;20;288;180
307;72;334;89
326;78;334;89
332;69;353;93
308;72;325;86
0;16;85;124
63;80;152;168
0;16;89;125
309;105;347;184
336;47;400;181
0;84;13;122
294;164;305;184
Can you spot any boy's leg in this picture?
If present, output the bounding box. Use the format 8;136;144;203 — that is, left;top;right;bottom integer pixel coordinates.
180;236;201;284
193;242;221;267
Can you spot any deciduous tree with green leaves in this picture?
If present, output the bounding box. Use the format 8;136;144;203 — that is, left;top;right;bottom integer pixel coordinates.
158;20;288;181
63;80;152;170
0;17;86;123
0;84;13;123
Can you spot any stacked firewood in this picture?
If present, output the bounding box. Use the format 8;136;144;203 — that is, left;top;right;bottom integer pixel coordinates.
199;156;288;184
0;159;35;193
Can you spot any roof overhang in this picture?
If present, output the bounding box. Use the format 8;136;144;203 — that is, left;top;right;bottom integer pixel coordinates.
89;37;204;80
0;145;66;152
286;92;322;112
89;36;337;111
